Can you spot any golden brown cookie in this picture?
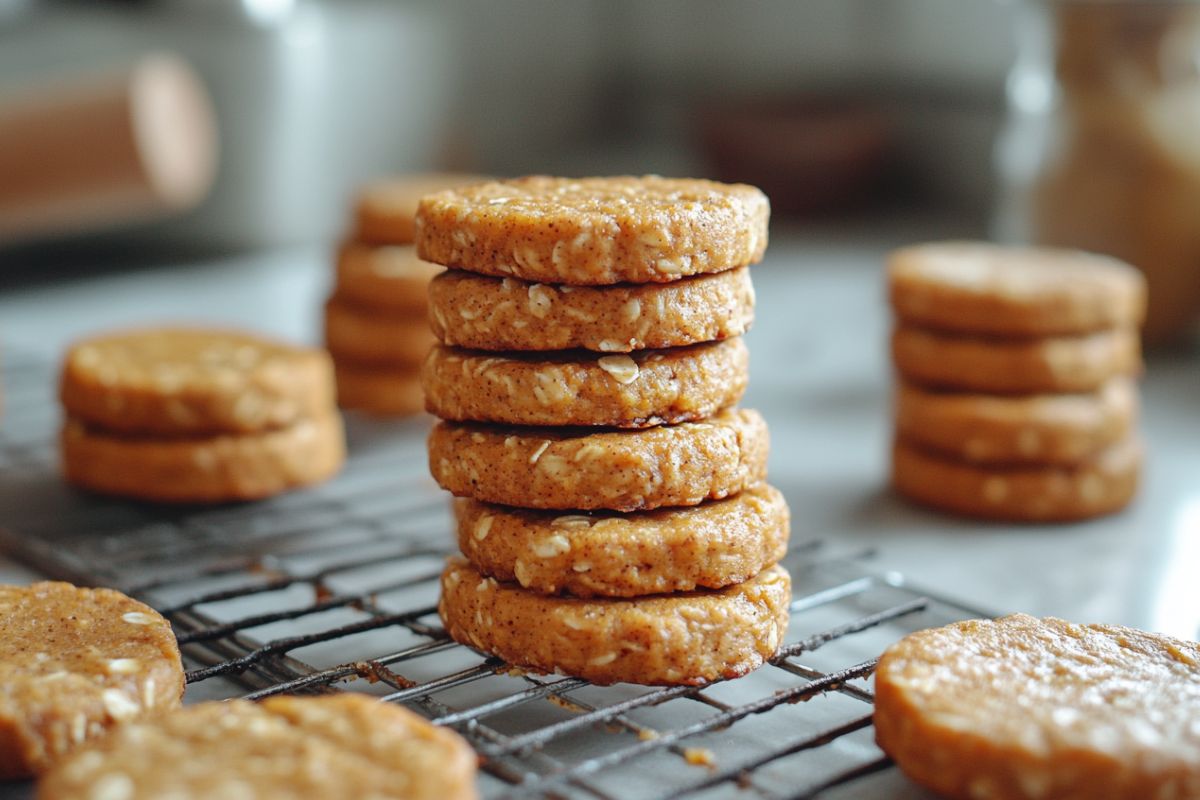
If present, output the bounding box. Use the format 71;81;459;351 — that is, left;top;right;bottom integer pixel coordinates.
891;325;1141;394
455;484;788;598
874;614;1200;800
428;408;769;511
428;267;754;352
415;175;769;285
323;297;435;367
354;172;489;246
895;378;1137;465
333;243;442;314
60;328;335;436
888;241;1147;336
891;435;1141;522
334;362;424;417
439;558;790;686
422;338;748;428
38;694;478;800
61;413;345;503
0;582;183;779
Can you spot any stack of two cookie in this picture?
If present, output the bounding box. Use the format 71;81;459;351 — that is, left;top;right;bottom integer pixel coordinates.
415;176;792;686
887;242;1146;522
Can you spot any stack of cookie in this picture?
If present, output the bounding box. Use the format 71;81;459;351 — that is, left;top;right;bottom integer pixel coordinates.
887;242;1146;522
415;176;792;687
324;174;482;416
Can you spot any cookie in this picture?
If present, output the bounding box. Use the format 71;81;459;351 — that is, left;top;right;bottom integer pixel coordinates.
334;362;424;417
38;694;478;800
428;267;754;352
415;175;769;285
428;408;769;511
334;243;442;314
1;582;183;779
354;172;489;246
439;558;790;686
891;326;1141;394
874;614;1200;800
895;377;1137;465
422;338;748;428
324;297;435;367
60;328;335;436
891;435;1141;521
455;483;788;598
888;241;1146;336
61;413;345;503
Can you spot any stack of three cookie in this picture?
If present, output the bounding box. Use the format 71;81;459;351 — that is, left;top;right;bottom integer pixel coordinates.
887;242;1146;522
415;176;792;686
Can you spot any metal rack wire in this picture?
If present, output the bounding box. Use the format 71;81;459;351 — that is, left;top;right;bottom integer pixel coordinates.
0;352;984;799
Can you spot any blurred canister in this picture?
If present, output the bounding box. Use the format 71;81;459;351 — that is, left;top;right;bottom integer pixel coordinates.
996;0;1200;346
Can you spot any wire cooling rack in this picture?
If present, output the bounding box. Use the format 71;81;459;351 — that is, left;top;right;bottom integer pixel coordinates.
0;352;985;799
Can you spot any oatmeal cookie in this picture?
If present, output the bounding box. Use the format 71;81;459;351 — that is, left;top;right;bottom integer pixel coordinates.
333;243;442;314
334;362;424;417
353;172;489;246
323;297;435;367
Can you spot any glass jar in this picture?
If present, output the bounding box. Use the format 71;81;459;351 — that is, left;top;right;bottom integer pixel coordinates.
996;1;1200;346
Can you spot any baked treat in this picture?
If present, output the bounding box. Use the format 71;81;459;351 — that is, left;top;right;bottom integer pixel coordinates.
416;176;769;285
891;326;1141;394
428;408;768;511
1;582;183;779
888;241;1146;336
455;483;788;597
891;435;1141;521
354;172;489;246
38;694;478;800
439;558;790;686
874;613;1200;800
61;413;345;503
895;377;1137;465
422;338;748;428
60;328;335;436
324;297;435;367
334;243;442;314
334;362;424;417
428;267;754;352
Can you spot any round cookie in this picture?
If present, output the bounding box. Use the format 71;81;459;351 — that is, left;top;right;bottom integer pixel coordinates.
61;413;346;503
415;175;769;285
428;408;769;511
895;378;1137;465
324;297;435;367
428;267;754;352
38;694;478;800
60;328;335;436
439;558;791;686
334;243;442;314
354;172;489;245
455;484;789;597
874;614;1200;800
422;338;748;428
0;582;183;779
334;362;424;417
891;436;1141;522
888;241;1147;336
891;326;1141;394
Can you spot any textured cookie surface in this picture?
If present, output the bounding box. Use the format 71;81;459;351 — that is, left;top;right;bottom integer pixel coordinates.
892;326;1141;394
455;484;788;597
428;408;769;511
891;436;1140;522
895;378;1137;465
334;243;442;313
62;414;345;503
439;559;790;686
0;582;183;779
60;328;335;435
416;175;769;285
354;172;489;245
422;338;748;428
888;241;1146;336
874;614;1200;800
38;694;478;800
324;297;435;367
429;267;754;352
334;362;424;417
